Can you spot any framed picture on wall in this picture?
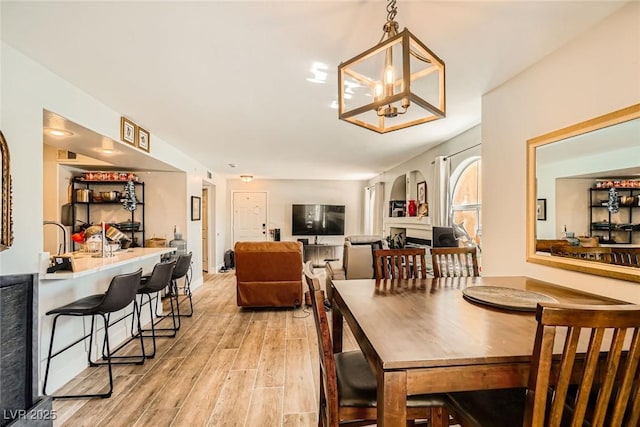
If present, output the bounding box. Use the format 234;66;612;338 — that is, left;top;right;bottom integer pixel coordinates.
137;127;150;152
536;198;547;221
417;181;427;204
120;117;136;146
191;196;201;221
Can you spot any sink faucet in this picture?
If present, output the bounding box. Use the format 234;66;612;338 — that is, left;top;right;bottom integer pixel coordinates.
44;221;68;254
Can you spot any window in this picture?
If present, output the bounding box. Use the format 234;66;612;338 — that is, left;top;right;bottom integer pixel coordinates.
451;157;482;246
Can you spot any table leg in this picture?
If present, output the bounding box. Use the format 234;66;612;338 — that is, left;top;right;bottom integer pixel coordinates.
378;370;407;426
332;297;343;353
430;407;449;427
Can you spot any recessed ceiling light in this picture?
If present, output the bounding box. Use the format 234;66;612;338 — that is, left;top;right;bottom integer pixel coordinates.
228;163;238;168
46;128;73;137
306;62;328;84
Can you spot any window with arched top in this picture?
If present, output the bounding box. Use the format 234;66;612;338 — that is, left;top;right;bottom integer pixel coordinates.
450;157;481;247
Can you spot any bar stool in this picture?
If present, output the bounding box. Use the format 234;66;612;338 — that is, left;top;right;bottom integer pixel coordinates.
133;260;176;356
161;252;193;326
43;269;143;399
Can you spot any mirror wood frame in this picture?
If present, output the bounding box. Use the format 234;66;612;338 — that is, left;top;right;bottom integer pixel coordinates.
1;130;13;252
526;104;640;283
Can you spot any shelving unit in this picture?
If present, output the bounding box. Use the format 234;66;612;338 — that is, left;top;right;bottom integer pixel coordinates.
588;187;639;244
71;177;145;249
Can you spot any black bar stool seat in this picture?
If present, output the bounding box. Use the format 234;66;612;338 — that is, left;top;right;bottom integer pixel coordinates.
47;294;107;315
43;268;143;400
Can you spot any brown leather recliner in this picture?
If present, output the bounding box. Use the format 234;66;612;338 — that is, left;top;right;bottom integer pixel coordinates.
235;241;303;308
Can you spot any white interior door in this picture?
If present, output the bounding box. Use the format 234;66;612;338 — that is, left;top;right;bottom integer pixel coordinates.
233;192;268;244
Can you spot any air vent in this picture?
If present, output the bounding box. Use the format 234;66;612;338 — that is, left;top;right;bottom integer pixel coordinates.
207;170;213;179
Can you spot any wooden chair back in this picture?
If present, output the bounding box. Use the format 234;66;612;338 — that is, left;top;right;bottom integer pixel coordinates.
303;270;341;425
525;303;640;426
430;247;479;278
550;245;612;263
373;248;427;279
610;247;640;267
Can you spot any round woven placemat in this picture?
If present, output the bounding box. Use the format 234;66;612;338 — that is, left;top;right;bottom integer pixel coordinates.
462;285;558;312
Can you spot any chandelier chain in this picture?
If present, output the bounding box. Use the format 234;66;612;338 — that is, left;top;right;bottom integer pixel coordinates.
386;0;398;23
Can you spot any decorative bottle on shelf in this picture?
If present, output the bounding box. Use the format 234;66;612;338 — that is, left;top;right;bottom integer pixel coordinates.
407;200;417;217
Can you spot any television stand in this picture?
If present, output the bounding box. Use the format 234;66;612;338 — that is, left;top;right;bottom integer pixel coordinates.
302;243;343;267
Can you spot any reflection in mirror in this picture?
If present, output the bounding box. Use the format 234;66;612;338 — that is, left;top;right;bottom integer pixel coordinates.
1;130;13;251
527;104;640;282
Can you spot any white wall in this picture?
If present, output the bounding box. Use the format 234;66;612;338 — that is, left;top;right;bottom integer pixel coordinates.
226;179;366;248
482;3;640;303
138;171;187;243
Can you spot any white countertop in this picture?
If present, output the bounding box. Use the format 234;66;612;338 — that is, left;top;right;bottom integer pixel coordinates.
42;247;175;280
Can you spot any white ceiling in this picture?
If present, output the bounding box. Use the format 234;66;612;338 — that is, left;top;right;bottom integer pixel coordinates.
1;1;628;180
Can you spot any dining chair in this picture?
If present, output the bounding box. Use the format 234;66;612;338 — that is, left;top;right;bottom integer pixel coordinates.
430;247;479;278
304;271;454;427
373;248;427;279
447;302;640;427
549;245;612;263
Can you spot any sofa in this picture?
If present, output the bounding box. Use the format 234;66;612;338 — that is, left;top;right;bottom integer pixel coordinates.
235;241;303;308
324;235;386;300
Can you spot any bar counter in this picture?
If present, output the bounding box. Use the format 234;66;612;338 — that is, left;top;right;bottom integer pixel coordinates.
42;247;175;280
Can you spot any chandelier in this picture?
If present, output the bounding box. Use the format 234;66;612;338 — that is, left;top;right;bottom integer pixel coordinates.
338;0;445;133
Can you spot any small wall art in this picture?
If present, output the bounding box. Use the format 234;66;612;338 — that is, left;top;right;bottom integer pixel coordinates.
536;198;547;221
417;181;427;204
137;126;150;152
120;117;136;146
191;196;201;221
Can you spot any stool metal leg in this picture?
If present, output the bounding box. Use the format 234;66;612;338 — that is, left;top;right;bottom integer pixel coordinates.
174;275;194;317
100;300;146;364
148;288;181;335
141;292;159;357
44;314;113;399
42;313;61;397
124;292;161;359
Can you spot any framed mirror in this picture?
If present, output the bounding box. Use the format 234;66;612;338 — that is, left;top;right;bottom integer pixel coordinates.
526;104;640;282
1;130;13;252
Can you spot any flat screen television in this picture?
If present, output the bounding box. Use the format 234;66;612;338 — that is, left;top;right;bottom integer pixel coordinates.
292;204;345;236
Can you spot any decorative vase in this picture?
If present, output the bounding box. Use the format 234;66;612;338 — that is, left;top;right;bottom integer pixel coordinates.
407;200;417;217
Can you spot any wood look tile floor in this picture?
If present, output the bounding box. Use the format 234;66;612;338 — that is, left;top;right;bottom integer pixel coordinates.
52;270;359;427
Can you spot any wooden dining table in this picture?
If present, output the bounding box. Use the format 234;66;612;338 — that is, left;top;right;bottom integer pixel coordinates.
330;276;626;427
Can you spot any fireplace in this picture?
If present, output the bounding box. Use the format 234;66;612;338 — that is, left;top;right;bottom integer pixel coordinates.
0;274;52;426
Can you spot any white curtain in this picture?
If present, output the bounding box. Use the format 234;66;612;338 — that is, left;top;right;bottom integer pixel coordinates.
364;182;384;236
432;156;451;227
